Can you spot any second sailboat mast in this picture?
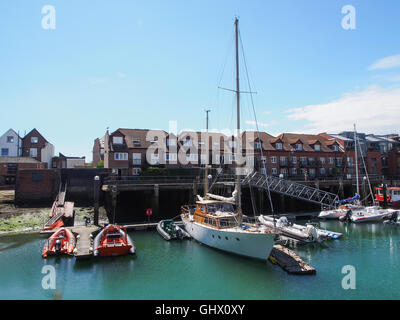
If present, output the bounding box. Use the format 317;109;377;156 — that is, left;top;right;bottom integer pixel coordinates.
235;18;242;223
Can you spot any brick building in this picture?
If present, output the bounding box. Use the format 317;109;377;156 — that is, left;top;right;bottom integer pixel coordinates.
52;153;86;169
0;157;46;186
21;128;54;168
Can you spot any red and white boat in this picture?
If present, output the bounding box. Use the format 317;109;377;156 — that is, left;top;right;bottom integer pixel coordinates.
93;224;135;257
42;228;76;258
375;187;400;208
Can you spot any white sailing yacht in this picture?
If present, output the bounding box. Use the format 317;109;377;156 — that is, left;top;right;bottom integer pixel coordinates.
180;18;276;261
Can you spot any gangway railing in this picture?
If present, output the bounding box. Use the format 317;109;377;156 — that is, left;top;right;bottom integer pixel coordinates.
242;171;339;208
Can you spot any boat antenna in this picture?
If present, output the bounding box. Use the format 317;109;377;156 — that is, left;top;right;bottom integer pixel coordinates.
234;17;242;225
204;109;211;197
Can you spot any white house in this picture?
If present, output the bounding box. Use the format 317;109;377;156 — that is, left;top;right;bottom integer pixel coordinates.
0;129;22;157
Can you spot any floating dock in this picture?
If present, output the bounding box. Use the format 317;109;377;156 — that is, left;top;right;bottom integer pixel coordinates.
269;244;316;275
71;226;99;260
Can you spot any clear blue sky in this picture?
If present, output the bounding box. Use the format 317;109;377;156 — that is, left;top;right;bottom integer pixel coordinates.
1;0;400;162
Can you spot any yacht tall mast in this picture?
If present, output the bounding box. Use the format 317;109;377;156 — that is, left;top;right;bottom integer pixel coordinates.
354;123;360;198
204;109;211;196
235;18;242;224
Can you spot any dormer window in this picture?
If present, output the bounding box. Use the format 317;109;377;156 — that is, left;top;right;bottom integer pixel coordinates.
276;143;283;150
31;137;38;144
133;138;141;145
254;142;262;149
295;143;302;151
113;137;123;144
314;144;320;151
332;145;338;152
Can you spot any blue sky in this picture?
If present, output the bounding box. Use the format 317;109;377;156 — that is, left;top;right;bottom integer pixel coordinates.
1;0;400;161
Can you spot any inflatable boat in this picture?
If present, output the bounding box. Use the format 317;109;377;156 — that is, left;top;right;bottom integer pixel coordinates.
157;219;191;241
93;224;135;257
42;227;75;258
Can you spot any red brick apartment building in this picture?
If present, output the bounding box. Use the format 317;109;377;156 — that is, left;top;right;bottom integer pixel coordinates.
319;132;400;177
94;128;355;179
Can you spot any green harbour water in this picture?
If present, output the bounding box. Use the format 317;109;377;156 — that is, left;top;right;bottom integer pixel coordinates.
0;217;399;300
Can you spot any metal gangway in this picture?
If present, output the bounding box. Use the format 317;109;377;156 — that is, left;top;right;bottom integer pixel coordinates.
242;171;339;209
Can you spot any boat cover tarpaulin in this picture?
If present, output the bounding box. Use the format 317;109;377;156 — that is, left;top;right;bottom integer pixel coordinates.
336;194;360;204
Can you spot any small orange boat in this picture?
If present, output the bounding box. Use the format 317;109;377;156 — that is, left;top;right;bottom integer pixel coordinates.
93;224;135;257
42;228;76;258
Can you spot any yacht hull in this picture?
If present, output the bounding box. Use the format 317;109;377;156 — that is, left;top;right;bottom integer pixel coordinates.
181;215;275;261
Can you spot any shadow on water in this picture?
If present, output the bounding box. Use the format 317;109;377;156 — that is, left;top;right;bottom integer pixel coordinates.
0;233;41;253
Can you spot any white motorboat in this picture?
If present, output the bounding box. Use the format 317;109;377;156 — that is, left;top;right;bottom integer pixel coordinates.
258;215;342;242
350;207;396;223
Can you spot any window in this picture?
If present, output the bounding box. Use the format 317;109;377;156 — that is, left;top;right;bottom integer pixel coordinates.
1;148;9;156
276;143;283;150
261;156;266;163
132;153;141;165
7;164;17;174
261;168;267;174
113;137;123;144
30;148;37;158
32;172;43;182
132;168;141;175
332;145;338;152
320;157;326;164
314;144;320;151
291;156;297;164
133;138;141;145
271;168;278;175
255;142;262;149
309;168;316;176
291;168;297;175
31;137;38;144
296;143;302;151
6;136;14;143
320;168;326;175
280;157;288;165
114;153;128;160
346;157;353;165
271;156;277;164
